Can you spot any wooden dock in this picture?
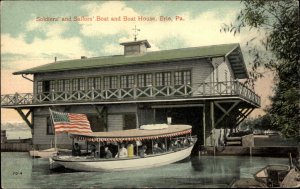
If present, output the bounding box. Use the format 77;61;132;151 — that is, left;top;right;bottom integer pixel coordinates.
203;146;299;157
1;138;32;152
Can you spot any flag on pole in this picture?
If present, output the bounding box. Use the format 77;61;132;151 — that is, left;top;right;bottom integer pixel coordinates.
50;109;93;134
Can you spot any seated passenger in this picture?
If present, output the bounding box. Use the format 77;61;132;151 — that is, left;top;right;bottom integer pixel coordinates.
153;142;163;154
115;144;128;158
175;139;183;148
138;145;147;158
72;143;81;156
182;138;189;147
90;144;96;157
169;141;176;151
161;143;167;151
104;147;112;159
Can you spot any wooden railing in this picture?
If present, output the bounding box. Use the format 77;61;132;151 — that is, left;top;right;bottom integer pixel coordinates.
1;81;260;107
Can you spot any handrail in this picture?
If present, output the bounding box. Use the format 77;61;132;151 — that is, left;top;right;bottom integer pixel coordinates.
1;81;261;107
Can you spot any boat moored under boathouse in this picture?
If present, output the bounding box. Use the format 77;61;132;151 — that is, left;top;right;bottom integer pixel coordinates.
1;39;260;150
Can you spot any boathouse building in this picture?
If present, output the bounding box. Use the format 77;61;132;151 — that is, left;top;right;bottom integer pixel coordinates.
1;39;260;149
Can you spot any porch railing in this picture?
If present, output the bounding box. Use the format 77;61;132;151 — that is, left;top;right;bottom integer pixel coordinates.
1;81;261;107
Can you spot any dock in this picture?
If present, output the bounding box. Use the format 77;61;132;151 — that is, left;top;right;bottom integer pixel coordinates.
1;130;32;152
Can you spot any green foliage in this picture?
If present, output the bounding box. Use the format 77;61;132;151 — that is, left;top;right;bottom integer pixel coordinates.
222;0;300;141
240;114;272;131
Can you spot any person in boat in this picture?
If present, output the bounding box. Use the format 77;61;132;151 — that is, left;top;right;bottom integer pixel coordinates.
175;139;183;148
104;146;113;159
153;142;163;154
138;145;147;158
161;143;167;151
182;138;189;147
169;141;176;151
90;144;97;157
106;142;118;157
115;143;128;158
72;143;81;156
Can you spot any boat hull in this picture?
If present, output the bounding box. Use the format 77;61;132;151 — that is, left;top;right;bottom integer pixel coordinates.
50;145;194;172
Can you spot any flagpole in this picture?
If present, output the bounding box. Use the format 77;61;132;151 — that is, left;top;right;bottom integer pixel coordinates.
49;108;57;151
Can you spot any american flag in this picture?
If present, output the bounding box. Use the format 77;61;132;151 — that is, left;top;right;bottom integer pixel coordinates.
50;109;92;134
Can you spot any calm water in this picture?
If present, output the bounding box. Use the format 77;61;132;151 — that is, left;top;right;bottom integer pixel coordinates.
1;152;289;188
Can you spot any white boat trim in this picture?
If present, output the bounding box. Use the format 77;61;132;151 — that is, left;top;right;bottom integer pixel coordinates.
29;148;58;158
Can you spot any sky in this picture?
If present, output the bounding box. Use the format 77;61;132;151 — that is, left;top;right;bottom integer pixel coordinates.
1;1;274;123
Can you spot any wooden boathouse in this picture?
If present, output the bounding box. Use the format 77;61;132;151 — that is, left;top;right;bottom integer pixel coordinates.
1;39;260;150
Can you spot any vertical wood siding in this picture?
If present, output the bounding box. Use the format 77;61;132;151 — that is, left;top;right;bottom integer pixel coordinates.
107;115;123;131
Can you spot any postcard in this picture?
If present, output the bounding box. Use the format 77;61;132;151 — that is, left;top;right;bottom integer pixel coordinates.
1;1;299;188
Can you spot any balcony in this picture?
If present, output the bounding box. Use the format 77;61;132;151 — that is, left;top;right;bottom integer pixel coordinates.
1;81;260;108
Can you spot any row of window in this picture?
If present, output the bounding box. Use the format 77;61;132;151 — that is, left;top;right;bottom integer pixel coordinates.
37;71;191;93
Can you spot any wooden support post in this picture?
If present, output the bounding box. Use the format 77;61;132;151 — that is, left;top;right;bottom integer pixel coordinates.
236;108;254;127
93;105;108;131
165;137;167;152
98;142;101;158
15;108;33;129
72;137;74;155
152;140;154;154
153;109;156;123
214;101;240;127
210;101;215;156
203;104;206;146
136;106;139;129
86;141;88;153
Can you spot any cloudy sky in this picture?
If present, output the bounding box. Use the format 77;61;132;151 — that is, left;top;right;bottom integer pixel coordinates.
1;1;273;122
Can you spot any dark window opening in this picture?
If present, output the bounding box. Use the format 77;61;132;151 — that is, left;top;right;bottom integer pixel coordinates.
123;114;136;130
46;116;54;135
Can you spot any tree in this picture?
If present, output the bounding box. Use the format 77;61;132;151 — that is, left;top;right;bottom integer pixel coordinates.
222;0;300;141
240;114;272;131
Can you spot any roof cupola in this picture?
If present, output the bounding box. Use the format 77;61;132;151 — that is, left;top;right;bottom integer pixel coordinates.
120;40;151;56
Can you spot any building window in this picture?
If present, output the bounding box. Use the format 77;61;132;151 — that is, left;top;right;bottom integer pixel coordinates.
72;79;79;91
72;78;85;91
155;72;171;86
79;78;85;91
57;79;70;92
46;116;54;135
88;77;101;90
64;80;70;92
88;78;93;90
121;75;134;88
57;80;64;92
175;71;191;85
137;73;152;87
104;76;118;89
49;80;55;91
37;81;43;93
95;78;101;90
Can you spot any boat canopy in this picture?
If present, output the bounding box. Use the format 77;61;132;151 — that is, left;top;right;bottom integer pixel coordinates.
70;125;192;142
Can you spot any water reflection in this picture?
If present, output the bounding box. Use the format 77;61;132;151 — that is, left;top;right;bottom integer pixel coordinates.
190;156;241;186
1;152;289;188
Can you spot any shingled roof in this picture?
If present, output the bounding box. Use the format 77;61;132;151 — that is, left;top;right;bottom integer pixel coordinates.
13;43;248;78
